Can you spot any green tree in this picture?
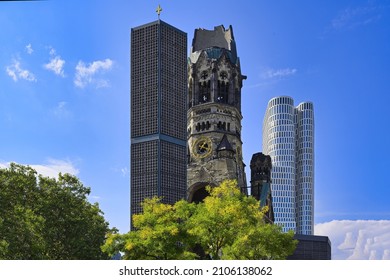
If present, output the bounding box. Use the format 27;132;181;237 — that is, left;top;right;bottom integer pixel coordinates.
186;180;297;259
0;163;111;259
0;218;9;259
37;173;109;259
222;223;297;260
102;198;197;259
103;179;297;260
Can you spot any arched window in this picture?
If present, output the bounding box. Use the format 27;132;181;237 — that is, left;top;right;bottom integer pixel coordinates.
217;71;229;103
199;80;210;103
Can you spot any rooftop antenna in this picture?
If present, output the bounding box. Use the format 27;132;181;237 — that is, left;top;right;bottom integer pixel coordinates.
156;4;162;20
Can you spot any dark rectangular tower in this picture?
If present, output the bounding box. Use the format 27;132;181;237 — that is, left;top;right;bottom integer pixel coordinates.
130;20;187;224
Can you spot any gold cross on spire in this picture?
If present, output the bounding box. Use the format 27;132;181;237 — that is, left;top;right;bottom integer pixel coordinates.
156;4;162;19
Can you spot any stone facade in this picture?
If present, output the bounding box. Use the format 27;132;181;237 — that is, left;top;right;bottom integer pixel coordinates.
250;152;274;223
187;25;247;202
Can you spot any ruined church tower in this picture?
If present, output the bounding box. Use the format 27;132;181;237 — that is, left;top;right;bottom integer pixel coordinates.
187;25;247;202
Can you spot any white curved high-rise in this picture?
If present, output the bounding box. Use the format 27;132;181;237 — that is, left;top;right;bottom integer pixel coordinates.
262;96;314;235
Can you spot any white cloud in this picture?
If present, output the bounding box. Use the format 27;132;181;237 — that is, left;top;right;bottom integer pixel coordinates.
6;59;36;82
49;47;56;56
44;56;65;77
121;167;129;177
248;67;297;88
52;101;72;119
90;195;101;201
43;47;65;77
74;58;113;88
31;159;79;178
315;220;390;260
111;166;129;177
262;68;297;79
25;44;33;54
0;159;79;179
331;5;382;30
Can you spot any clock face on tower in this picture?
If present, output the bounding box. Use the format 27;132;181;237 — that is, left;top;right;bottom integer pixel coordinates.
192;137;212;159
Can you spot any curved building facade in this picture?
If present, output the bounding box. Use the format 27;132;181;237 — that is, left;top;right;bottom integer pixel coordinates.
262;96;314;234
295;102;314;235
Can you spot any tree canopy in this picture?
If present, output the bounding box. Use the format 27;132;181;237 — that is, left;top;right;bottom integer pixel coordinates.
0;163;111;259
103;179;297;260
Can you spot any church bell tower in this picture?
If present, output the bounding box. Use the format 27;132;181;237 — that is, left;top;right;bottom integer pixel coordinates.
187;25;247;202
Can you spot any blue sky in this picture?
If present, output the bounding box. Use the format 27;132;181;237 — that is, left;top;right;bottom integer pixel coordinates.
1;0;390;259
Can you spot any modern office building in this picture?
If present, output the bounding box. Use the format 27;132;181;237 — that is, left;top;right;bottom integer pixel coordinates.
262;96;314;234
130;20;187;222
186;25;247;202
288;234;331;260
